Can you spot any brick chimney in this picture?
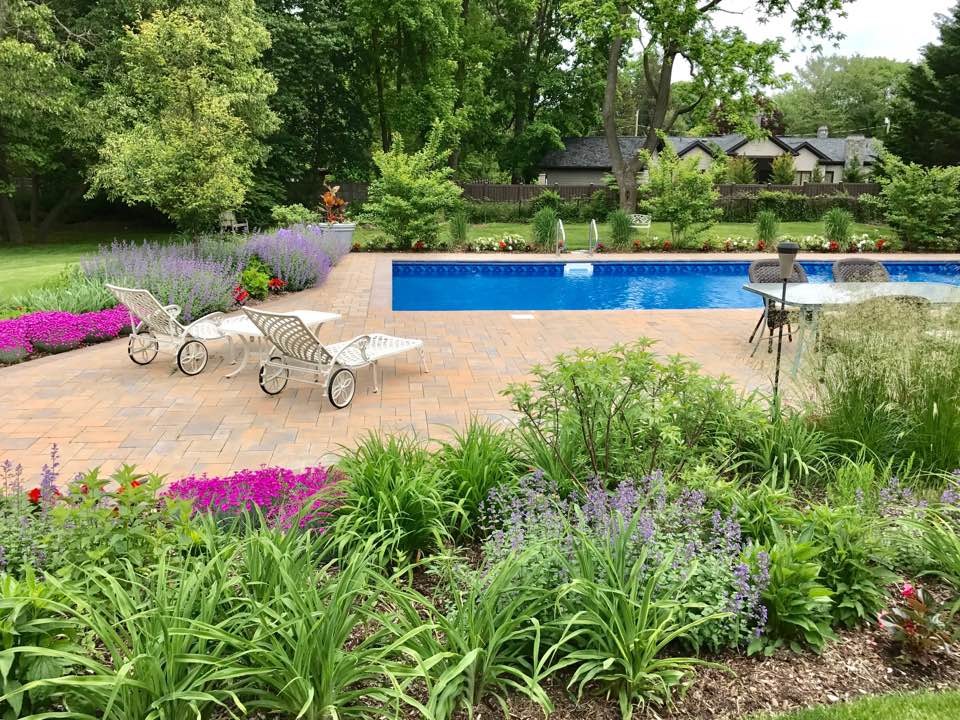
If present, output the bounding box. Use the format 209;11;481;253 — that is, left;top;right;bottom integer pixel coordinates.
817;126;829;139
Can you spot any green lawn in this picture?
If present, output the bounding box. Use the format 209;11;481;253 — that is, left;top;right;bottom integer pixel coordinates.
762;692;960;720
354;220;892;251
0;223;174;301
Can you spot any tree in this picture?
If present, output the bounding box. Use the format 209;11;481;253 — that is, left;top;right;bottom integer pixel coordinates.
770;154;796;185
888;3;960;167
641;138;721;244
250;0;371;221
843;154;865;182
0;0;83;242
810;165;824;183
88;0;278;229
776;55;910;136
565;0;852;211
707;94;785;136
725;155;756;184
362;126;464;250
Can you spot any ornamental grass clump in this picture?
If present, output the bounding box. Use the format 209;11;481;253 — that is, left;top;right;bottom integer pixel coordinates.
167;465;340;530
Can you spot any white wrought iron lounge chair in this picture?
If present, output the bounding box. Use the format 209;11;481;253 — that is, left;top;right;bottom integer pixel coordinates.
106;284;225;376
242;307;427;409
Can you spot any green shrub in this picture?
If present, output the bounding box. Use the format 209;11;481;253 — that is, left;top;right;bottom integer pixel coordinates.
434;419;520;539
464;201;524;223
449;210;469;246
754;210;780;247
643;140;722;244
240;259;270;299
749;533;836;655
584;188;616;221
504;341;763;486
333;434;460;565
868;154;960;250
362;130;463;250
531;207;558;250
718;192;879;224
810;302;960;471
823;207;854;245
530;189;562;214
270;203;320;226
771;154;797;185
906;510;960;609
726;155;757;184
608;209;633;249
801;505;896;628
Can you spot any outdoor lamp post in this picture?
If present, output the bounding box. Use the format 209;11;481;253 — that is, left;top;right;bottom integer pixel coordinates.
773;241;799;404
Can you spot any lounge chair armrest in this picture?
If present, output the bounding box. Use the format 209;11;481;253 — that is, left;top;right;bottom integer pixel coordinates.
162;304;182;319
184;312;226;338
330;334;372;366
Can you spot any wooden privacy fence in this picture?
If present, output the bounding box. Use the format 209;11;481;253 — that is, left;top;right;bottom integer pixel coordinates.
336;181;880;205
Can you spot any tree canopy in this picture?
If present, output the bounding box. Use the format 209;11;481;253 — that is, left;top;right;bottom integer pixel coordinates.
776;54;910;136
888;2;960;167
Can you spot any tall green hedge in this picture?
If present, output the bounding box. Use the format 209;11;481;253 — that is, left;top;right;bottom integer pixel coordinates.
719;192;880;223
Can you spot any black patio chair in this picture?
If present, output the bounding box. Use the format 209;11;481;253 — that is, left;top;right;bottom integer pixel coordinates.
747;259;809;353
832;258;890;282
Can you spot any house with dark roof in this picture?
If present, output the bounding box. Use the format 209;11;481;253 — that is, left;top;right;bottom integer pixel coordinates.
537;127;877;185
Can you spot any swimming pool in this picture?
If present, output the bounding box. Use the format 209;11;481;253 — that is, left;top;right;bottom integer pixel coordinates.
392;260;960;311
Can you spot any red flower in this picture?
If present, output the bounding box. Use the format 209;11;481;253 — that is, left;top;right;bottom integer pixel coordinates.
828;240;840;252
902;582;916;600
268;277;286;291
498;240;507;249
27;488;41;504
413;240;425;251
757;240;766;251
662;240;672;251
80;484;89;495
876;238;886;251
131;479;142;489
233;285;250;304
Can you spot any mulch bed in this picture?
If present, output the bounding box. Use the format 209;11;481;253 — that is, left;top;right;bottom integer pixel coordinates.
497;627;960;720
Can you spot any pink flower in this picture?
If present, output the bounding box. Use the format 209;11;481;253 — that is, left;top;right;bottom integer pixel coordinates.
901;582;916;600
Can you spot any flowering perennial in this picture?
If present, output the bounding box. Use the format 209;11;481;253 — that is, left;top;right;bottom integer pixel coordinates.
0;306;131;360
167;466;341;529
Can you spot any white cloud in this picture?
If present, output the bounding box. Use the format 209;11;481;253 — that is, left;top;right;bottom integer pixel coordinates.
672;0;953;80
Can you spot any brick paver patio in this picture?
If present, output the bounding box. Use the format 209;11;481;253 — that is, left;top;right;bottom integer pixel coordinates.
2;251;954;480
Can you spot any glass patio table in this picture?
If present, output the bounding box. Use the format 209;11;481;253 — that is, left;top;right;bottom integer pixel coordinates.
741;281;960;372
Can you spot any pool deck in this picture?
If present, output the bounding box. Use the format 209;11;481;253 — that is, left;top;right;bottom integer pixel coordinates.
2;250;957;481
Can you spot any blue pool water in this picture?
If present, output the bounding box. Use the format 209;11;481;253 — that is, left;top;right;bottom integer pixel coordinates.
392;260;960;311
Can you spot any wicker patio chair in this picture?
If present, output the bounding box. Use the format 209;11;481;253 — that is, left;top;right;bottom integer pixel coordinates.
106;284;225;375
747;259;808;353
242;307;426;409
832;258;890;282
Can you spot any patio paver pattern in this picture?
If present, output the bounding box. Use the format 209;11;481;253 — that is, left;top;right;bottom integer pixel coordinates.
2;251;955;480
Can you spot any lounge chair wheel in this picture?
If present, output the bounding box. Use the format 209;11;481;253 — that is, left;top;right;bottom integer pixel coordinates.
328;367;356;409
176;340;208;376
127;332;159;365
259;358;289;395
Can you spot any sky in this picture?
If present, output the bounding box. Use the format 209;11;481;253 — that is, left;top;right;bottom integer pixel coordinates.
675;0;954;79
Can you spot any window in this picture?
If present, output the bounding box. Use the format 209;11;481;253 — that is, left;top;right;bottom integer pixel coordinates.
825;171;835;183
796;171;811;185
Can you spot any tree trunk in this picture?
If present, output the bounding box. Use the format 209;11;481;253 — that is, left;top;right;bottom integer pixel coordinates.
372;27;391;152
643;52;676;153
30;173;40;230
602;5;640;211
36;183;85;242
0;195;22;244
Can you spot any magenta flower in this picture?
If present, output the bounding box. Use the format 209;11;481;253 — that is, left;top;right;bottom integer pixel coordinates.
166;466;341;529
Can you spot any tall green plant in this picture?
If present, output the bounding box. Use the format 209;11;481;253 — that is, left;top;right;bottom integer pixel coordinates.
608;209;633;249
333;434;460;565
725;155;757;184
531;207;558;250
449;210;469;246
434;419;520;539
754;209;780;247
771;154;796;185
823;207;853;245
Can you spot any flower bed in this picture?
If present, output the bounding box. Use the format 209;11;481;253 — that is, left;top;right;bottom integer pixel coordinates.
0;307;132;363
